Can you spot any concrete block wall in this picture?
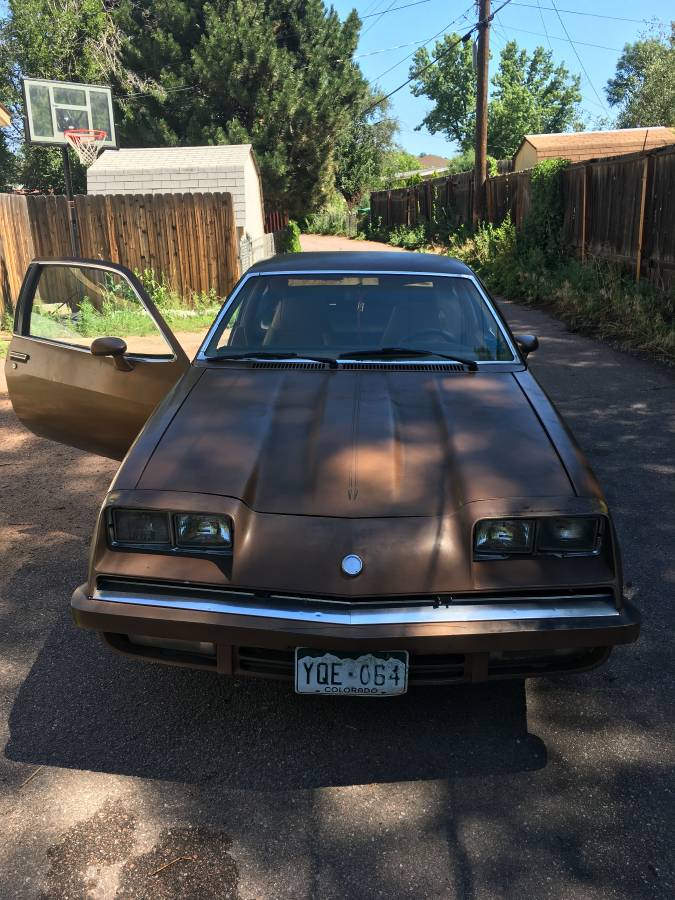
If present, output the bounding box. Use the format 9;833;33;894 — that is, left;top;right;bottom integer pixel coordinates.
87;165;248;230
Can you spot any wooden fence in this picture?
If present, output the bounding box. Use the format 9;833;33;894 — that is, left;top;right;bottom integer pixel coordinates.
0;191;240;318
264;205;289;234
370;144;675;285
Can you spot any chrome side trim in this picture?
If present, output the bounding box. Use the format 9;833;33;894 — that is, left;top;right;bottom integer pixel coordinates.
93;588;620;625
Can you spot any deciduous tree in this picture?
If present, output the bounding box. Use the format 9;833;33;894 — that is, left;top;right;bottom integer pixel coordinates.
410;37;582;158
334;97;397;207
605;24;675;127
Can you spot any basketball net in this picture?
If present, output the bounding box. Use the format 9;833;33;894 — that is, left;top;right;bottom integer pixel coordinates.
63;129;107;167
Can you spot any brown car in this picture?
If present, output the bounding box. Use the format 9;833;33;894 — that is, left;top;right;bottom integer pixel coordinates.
6;253;639;695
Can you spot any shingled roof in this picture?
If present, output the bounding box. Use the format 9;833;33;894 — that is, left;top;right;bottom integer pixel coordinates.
515;127;675;166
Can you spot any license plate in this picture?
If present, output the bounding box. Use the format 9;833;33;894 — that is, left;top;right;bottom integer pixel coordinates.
295;649;408;696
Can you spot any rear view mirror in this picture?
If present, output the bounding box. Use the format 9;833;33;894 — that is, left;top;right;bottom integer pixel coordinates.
516;334;539;357
90;336;134;371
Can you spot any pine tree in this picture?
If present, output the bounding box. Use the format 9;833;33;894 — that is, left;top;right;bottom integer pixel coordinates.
113;0;369;213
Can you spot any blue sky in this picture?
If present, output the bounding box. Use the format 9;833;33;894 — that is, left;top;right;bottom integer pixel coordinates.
332;0;673;157
1;1;671;158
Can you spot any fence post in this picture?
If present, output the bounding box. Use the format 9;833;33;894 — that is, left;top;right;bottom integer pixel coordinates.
580;165;588;263
386;190;392;230
634;155;650;284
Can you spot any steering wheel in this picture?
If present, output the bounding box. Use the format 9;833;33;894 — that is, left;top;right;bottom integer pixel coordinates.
399;328;456;344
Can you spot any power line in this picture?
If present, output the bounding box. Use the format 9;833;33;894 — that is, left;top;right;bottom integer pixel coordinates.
494;22;623;52
355;39;436;58
362;0;401;36
361;0;385;13
535;0;552;51
364;0;516;113
509;3;647;24
361;0;394;17
370;5;474;83
361;0;434;19
550;0;609;112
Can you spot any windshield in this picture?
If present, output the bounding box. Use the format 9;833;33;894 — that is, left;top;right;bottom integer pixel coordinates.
203;273;515;362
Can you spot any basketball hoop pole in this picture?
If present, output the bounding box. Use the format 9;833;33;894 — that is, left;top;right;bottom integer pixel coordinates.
61;145;81;256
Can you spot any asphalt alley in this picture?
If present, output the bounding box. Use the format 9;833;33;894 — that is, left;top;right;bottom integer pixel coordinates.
0;257;673;898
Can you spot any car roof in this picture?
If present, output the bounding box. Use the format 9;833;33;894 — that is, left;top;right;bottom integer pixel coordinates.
248;251;475;277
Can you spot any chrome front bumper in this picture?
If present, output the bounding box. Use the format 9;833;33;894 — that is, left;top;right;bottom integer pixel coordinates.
88;582;627;627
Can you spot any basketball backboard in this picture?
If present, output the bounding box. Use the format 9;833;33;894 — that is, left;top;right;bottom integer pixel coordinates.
22;78;118;148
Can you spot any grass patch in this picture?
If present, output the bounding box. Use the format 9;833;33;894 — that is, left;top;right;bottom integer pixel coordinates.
31;269;223;341
0;337;8;358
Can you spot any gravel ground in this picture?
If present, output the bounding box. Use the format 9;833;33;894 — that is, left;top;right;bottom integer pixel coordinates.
0;242;673;898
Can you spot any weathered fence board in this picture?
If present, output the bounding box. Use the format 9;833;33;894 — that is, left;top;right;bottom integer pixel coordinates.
370;144;675;285
0;191;240;317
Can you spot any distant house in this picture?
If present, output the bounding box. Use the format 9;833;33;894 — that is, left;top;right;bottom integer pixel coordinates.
417;154;450;171
88;144;265;241
513;127;675;171
393;153;451;180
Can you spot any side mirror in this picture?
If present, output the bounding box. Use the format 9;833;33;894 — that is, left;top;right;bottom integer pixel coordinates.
90;336;134;371
516;334;539;358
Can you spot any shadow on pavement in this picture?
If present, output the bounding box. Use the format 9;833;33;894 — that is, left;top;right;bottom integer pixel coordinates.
5;605;546;789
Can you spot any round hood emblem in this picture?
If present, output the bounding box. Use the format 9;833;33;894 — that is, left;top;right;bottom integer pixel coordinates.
341;554;363;577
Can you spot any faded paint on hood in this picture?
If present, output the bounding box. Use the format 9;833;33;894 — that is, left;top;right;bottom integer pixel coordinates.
137;367;574;516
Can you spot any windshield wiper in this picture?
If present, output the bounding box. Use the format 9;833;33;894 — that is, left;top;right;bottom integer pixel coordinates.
209;351;338;368
339;347;478;371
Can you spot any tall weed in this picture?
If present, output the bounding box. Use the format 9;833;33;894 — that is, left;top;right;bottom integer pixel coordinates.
450;218;674;363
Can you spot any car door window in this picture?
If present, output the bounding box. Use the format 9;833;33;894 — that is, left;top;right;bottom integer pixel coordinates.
28;265;173;357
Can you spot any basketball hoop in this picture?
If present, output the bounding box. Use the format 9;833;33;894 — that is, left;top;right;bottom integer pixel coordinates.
63;128;107;167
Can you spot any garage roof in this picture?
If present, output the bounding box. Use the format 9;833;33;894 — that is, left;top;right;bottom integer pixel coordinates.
90;144;257;172
516;127;675;163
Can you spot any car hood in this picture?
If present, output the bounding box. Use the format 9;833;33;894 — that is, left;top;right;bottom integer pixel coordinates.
136;366;574;516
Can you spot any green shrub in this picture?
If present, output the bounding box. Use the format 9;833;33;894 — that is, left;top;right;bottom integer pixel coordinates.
522;158;569;263
136;269;220;312
448;216;674;363
77;297;158;338
275;220;302;253
386;223;428;250
300;193;352;235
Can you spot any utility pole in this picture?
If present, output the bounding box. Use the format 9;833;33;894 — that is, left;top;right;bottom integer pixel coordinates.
473;0;490;225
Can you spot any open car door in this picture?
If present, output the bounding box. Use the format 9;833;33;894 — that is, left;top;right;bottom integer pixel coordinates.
5;259;191;459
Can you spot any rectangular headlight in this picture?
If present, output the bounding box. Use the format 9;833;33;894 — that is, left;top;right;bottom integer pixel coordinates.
112;509;171;547
474;519;534;555
537;517;601;555
174;513;232;550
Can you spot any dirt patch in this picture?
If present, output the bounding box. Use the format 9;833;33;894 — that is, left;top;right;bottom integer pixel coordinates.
299;233;407;253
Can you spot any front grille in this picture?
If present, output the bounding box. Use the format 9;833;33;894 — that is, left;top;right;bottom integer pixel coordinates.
235;647;468;685
233;646;607;684
103;635;609;684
